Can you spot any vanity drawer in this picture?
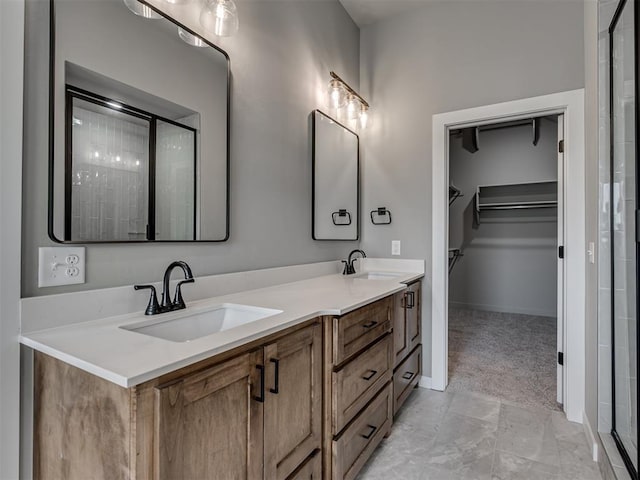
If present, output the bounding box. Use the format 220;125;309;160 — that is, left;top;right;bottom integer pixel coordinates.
332;334;392;434
331;383;392;480
393;344;422;415
332;296;392;365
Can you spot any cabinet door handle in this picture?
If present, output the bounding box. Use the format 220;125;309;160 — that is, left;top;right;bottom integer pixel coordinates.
402;371;415;380
362;369;378;381
255;365;265;403
360;424;378;440
269;358;280;394
362;320;378;329
406;291;415;309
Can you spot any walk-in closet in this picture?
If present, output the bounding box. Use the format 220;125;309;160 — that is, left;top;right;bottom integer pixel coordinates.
447;115;563;410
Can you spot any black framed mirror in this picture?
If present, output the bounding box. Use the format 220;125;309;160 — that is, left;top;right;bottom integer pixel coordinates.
312;110;359;241
49;0;230;243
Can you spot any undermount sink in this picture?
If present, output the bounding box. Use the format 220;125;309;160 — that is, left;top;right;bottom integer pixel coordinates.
354;271;404;280
121;304;283;342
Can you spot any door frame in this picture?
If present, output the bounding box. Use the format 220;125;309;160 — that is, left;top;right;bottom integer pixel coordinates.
430;89;586;423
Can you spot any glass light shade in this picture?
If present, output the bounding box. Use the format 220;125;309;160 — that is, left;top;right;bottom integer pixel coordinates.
359;105;369;129
327;79;347;109
200;0;239;37
346;95;360;120
178;28;207;47
123;0;162;19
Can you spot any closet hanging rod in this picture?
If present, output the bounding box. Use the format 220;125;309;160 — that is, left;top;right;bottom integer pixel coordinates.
450;118;543;135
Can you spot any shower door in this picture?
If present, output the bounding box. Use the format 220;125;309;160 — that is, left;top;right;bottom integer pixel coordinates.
610;0;639;476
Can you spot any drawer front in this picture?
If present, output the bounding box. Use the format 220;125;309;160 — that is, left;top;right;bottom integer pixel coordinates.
333;296;392;365
331;383;392;480
332;335;392;434
393;344;422;415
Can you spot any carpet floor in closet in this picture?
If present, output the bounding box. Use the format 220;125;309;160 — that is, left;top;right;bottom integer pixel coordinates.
447;307;560;411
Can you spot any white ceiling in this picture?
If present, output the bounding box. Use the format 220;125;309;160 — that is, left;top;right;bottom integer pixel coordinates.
338;0;429;27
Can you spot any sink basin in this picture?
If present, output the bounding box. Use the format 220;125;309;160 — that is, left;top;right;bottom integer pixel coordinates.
121;304;283;342
354;271;404;280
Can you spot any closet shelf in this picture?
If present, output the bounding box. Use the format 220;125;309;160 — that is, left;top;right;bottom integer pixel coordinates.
474;180;557;224
448;248;463;274
449;184;463;206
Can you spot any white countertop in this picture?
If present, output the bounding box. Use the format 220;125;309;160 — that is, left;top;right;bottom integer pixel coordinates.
21;266;423;388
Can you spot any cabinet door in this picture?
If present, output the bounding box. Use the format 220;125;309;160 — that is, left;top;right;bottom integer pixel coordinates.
393;291;409;367
264;323;323;480
406;281;422;352
154;350;263;480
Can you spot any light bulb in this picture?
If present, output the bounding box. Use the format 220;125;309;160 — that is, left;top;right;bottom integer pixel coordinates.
359;105;369;129
327;79;347;109
164;0;192;4
200;0;239;37
347;95;360;120
123;0;161;19
178;28;207;47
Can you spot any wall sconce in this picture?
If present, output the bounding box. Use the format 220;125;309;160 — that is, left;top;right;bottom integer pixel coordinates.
327;71;370;129
122;0;239;41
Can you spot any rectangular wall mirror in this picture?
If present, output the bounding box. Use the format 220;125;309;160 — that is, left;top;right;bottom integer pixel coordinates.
49;0;229;243
312;110;359;241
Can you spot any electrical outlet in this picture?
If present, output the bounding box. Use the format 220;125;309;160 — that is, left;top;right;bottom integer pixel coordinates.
391;240;401;256
38;247;86;287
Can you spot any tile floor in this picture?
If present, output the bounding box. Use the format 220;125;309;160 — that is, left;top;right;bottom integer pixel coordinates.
357;388;602;480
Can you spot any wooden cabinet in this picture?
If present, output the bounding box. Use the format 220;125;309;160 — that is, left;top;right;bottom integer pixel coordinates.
34;320;322;480
393;281;421;367
392;280;422;416
323;296;393;480
154;351;264;480
264;324;323;480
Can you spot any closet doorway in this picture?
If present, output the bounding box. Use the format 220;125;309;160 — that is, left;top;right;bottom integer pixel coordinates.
446;115;564;410
431;89;586;423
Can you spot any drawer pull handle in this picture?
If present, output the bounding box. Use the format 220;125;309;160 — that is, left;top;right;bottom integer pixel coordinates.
270;358;280;394
362;369;378;381
362;321;378;329
360;424;378;440
255;365;265;403
402;371;415;380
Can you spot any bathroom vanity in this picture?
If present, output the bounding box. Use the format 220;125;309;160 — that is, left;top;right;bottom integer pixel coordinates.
23;262;423;480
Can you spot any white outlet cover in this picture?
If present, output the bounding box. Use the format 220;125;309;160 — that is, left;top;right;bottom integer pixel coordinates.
391;240;401;256
38;247;86;287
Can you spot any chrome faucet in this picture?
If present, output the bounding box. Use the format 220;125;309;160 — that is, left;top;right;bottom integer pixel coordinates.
134;261;195;315
342;249;366;275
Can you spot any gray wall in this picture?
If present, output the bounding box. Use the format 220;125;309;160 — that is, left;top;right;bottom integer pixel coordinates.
1;1;25;477
359;0;585;376
449;120;558;317
22;0;360;297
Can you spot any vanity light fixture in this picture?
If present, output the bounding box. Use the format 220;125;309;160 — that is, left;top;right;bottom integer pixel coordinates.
200;0;239;37
123;0;162;19
328;71;370;129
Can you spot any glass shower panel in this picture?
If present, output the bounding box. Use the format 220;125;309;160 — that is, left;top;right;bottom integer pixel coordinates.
611;0;638;470
155;120;196;241
70;98;150;241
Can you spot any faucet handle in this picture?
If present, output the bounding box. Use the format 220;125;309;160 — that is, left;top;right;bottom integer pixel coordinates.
341;260;349;275
173;278;195;310
134;284;161;316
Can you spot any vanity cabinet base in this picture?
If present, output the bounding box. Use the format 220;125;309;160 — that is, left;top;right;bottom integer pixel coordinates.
34;319;322;480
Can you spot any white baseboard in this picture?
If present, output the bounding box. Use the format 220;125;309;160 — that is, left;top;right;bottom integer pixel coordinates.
418;376;432;389
583;411;599;462
448;301;556;318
